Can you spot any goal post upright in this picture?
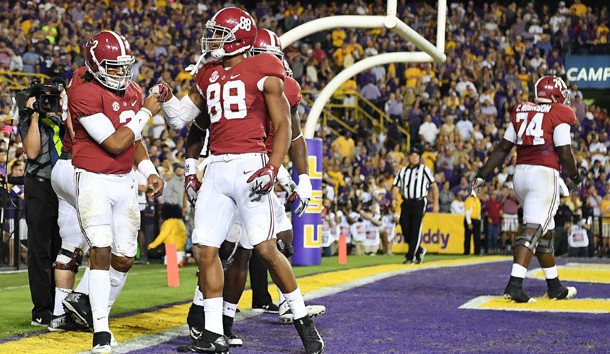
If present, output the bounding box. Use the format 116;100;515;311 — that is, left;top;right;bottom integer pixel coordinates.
279;1;448;139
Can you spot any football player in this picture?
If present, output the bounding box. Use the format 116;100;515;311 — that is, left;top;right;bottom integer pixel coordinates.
181;29;325;348
156;7;323;354
52;67;164;339
67;31;163;353
472;75;579;303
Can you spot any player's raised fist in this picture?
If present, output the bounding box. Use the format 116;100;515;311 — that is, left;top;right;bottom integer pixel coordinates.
149;82;172;102
143;94;162;116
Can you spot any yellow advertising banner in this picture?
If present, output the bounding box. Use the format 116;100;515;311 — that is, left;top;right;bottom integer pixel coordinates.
391;213;470;254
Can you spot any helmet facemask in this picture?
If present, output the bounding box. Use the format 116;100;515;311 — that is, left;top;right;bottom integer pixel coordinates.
201;22;235;59
87;53;134;91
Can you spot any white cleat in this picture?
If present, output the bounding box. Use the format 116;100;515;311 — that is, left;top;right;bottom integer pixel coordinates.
279;301;326;324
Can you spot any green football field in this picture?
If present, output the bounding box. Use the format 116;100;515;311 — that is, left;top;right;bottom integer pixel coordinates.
0;254;464;339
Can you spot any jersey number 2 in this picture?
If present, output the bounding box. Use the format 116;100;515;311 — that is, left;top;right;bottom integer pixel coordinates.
516;112;544;145
206;81;247;123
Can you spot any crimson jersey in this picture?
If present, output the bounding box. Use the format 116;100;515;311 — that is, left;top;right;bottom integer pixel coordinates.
265;76;302;153
62;66;90;154
506;102;576;171
68;67;142;174
195;53;284;155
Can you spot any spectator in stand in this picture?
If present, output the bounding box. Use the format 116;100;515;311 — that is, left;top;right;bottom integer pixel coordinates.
384;92;403;124
439;181;454;214
418;114;439;145
163;162;186;213
331;131;356;162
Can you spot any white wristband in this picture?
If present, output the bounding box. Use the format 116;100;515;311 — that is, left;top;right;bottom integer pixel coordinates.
125;109;152;139
291;132;303;142
185;158;198;176
138;159;158;178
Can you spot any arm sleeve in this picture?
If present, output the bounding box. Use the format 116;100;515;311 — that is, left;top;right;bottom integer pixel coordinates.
393;169;402;187
503;123;517;144
424;166;434;183
162;95;202;130
553;123;571;147
79;113;116;144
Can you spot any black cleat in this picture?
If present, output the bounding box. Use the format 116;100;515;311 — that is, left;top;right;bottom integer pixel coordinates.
252;303;279;313
48;314;91;332
63;292;93;328
547;285;577;300
503;281;535;303
294;316;324;354
223;314;242;347
92;331;112;353
187;303;205;341
177;329;229;353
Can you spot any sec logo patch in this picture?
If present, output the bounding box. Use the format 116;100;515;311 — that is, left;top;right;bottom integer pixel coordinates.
210;71;219;83
112;102;120;111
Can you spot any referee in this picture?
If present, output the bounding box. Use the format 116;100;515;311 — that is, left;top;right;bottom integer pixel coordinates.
392;145;439;264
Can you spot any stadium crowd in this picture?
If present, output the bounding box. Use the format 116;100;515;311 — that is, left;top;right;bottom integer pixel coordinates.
0;0;609;270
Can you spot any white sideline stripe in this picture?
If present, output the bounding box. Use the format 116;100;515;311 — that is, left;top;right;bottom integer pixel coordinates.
0;285;29;291
460;296;609;314
100;258;508;353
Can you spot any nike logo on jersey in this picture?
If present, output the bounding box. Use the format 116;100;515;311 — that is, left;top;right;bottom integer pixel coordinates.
131;100;138;106
230;74;241;79
243;170;253;175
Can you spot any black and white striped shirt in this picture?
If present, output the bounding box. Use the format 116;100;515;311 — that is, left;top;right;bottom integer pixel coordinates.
393;164;435;200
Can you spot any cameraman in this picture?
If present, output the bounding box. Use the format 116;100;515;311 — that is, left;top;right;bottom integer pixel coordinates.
20;89;63;326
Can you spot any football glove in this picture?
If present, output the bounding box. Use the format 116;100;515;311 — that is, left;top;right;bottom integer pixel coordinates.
294;174;312;217
247;163;278;195
277;165;298;201
470;174;485;197
149;82;172;102
184;158;201;206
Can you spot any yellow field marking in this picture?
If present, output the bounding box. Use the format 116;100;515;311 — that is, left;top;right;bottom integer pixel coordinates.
460;296;610;314
0;256;527;354
528;263;610;284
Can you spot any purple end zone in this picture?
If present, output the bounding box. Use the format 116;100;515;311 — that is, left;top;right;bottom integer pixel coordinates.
129;259;610;353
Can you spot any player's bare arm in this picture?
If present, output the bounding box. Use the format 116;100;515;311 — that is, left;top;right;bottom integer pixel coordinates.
556;145;580;183
185;123;207;159
264;76;291;169
134;139;163;197
477;138;514;178
288;105;308;175
183;114;209;206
